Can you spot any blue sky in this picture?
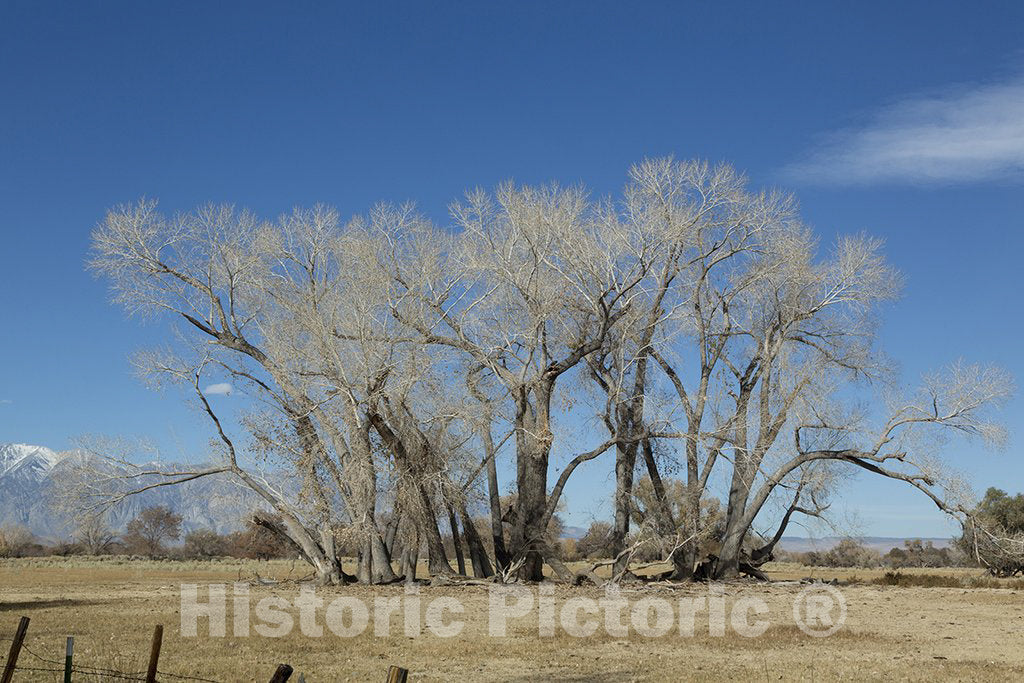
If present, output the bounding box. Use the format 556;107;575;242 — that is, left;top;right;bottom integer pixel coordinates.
1;1;1022;536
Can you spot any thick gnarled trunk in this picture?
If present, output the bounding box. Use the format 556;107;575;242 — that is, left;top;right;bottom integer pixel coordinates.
510;385;553;581
610;440;637;577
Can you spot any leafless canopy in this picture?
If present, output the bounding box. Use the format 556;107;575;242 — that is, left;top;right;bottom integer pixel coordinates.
82;158;1013;583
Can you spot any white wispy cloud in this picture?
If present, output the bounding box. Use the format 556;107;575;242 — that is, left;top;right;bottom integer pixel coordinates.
785;75;1024;185
0;399;11;405
203;383;233;396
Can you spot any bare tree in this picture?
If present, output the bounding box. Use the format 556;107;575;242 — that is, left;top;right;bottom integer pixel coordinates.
581;159;786;578
75;514;117;555
122;505;182;556
88;203;399;584
598;160;1012;579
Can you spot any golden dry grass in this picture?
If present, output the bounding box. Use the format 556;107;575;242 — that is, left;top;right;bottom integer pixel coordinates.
1;557;1023;681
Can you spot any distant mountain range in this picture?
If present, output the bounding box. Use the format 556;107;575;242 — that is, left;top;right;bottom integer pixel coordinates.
550;527;953;552
0;443;263;540
777;536;953;553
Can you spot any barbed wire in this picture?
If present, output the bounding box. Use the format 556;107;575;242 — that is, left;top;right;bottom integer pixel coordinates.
19;642;145;680
156;669;221;682
9;663;66;674
7;638;223;682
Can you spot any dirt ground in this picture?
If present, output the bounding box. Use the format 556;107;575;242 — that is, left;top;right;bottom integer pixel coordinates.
1;557;1022;682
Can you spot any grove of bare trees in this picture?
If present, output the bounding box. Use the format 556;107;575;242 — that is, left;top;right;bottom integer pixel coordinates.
80;158;1013;585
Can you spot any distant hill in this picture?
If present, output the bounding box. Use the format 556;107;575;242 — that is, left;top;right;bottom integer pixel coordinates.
778;536;953;553
0;443;264;540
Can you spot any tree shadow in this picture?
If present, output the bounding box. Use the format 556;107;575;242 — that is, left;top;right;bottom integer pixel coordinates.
0;598;106;612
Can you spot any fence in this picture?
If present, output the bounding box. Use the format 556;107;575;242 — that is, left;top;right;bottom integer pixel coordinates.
1;616;409;682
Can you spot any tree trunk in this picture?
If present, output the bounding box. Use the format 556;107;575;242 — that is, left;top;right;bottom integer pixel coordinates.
416;485;455;576
251;512;349;585
483;421;511;571
680;437;702;581
714;386;755;580
400;527;419;583
384;510;401;558
447;503;467;576
509;387;552;581
357;538;372;583
714;443;754;580
367;410;453;577
610;439;637;577
716;455;754;580
458;502;494;578
370;528;399;583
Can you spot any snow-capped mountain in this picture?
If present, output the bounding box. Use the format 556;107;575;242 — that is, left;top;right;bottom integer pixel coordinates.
0;443;66;478
0;443;263;540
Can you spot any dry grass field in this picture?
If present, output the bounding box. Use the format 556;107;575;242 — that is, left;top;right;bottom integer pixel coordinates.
2;557;1023;681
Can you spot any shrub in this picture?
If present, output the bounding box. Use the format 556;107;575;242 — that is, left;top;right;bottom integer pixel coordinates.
872;571;962;588
0;525;36;558
797;539;881;568
183;529;228;558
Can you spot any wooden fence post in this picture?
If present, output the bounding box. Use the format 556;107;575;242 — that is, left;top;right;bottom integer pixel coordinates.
1;616;30;683
269;663;294;682
145;624;163;683
64;636;74;683
386;665;409;683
